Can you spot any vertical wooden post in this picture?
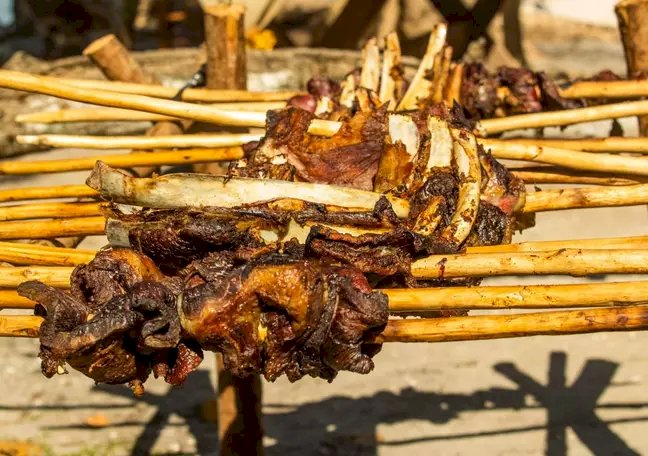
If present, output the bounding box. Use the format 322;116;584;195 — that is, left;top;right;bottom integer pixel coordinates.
616;0;648;135
82;33;186;178
203;4;265;456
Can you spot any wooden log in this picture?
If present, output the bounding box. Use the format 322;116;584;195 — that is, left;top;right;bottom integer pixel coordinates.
203;4;247;90
616;0;648;135
83;34;157;84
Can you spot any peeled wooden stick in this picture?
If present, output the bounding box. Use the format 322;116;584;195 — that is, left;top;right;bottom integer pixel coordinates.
385;281;648;312
16;103;285;123
0;266;71;287
0;242;94;266
17;133;261;150
467;235;648;253
477;99;648;136
561;80;648;99
0;185;97;203
0;290;35;309
411;249;648;278
523;184;648;212
0;202;102;221
0;70;267;128
0;217;105;240
489;137;648;154
83;34;157;84
5;306;648;341
0;147;243;175
377;306;648;343
56;77;301;102
482;140;648;177
512;167;643;186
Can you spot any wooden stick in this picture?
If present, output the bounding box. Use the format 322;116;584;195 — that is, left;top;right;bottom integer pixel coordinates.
0;147;243;175
561;80;648;99
56;77;301;102
204;4;247;90
384;281;648;312
0;290;36;309
0;217;105;240
0;241;94;266
616;0;648;135
467;235;648;253
377;306;648;343
513;168;642;186
0;70;267;128
16;103;284;123
477;99;648;136
490;137;648;154
16;133;261;150
0;266;72;287
482;140;648;176
0;202;102;221
83;34;157;84
6;306;648;341
411;249;648;278
0;185;97;203
523;184;648;212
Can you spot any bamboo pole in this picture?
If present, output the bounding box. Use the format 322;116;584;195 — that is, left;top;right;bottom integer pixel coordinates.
561;79;648;99
0;202;102;221
16;103;284;123
0;217;105;240
0;185;97;203
523;184;648;212
482;140;648;176
56;77;301;102
16;133;261;150
411;249;648;278
384;281;648;312
477;99;648;136
512;167;643;186
497;137;648;154
0;147;243;175
0;241;94;266
5;306;648;341
377;305;648;343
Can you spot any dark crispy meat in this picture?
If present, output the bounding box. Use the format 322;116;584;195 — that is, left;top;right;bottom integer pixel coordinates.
178;254;388;382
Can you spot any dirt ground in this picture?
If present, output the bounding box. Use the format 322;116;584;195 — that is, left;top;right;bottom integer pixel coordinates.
2;2;648;455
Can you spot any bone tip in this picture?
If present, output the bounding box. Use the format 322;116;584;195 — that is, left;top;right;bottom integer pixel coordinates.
15;135;37;144
86;161;112;191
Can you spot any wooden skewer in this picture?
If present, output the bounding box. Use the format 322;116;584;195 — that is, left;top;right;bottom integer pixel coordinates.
512;167;643;186
523;184;648;212
5;305;648;341
0;290;35;309
0;147;243;175
376;305;648;343
0;217;105;240
467;235;648;253
0;185;97;203
16;133;261;150
482;140;648;177
0;266;71;287
477;99;648;136
48;78;301;102
0;202;102;221
0;241;94;265
496;137;648;153
384;281;648;311
411;248;648;278
561;80;648;99
16;103;285;123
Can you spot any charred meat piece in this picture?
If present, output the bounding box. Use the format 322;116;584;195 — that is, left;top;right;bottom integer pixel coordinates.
178;254;388;382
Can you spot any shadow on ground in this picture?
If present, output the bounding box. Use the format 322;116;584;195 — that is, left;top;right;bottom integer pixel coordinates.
22;351;648;455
